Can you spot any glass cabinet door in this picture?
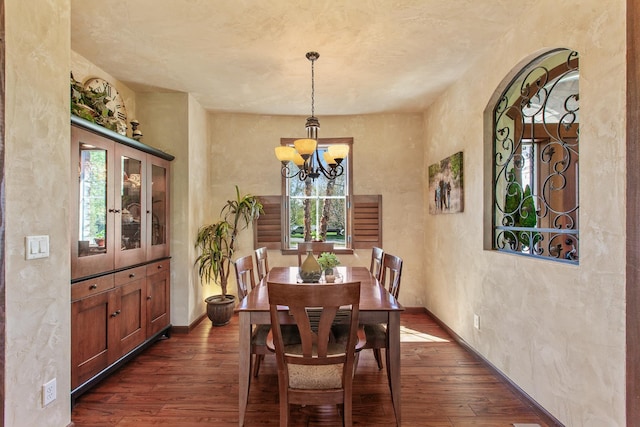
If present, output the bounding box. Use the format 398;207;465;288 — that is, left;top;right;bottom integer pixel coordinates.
78;144;109;256
71;124;171;280
115;145;146;268
121;156;143;250
147;156;170;259
72;126;116;279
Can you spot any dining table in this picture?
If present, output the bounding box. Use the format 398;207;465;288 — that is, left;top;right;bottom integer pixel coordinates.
237;265;404;426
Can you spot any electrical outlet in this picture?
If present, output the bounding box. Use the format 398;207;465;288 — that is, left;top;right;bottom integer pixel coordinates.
42;378;56;407
473;314;480;330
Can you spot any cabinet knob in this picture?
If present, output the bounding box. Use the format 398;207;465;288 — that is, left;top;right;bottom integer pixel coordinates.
147;296;152;300
129;273;135;278
111;310;121;317
157;264;163;269
89;284;98;290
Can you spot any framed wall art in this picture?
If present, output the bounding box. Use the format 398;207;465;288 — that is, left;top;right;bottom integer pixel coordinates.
428;151;463;214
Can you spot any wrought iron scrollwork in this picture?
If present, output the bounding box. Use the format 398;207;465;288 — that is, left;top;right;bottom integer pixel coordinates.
493;50;579;263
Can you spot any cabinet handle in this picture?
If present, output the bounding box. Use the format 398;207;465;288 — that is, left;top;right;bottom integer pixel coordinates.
111;310;121;318
108;208;121;213
89;284;98;290
157;264;163;269
129;273;135;278
147;296;152;300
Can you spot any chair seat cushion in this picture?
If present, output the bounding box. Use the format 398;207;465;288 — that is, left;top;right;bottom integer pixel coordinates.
364;323;387;347
256;325;301;346
284;343;345;389
251;324;271;345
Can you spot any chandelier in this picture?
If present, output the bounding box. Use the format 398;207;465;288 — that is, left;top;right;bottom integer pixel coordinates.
274;51;349;181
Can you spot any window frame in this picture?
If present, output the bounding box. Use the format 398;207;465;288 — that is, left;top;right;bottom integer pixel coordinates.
491;49;579;263
280;137;354;255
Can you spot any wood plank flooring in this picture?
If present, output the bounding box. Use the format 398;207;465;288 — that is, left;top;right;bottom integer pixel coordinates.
71;311;551;426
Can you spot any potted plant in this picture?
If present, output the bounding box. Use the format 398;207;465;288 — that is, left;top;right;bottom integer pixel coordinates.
94;229;105;247
195;186;263;326
317;252;340;283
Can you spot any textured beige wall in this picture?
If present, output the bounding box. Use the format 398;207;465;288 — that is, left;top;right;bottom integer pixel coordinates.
208;113;425;306
5;1;72;425
136;93;194;327
136;93;210;326
187;96;212;322
423;0;626;425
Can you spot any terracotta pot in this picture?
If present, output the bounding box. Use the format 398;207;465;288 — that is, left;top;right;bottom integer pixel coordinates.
205;294;236;326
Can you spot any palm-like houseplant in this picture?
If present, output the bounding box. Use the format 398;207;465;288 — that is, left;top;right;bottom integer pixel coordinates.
195;186;263;326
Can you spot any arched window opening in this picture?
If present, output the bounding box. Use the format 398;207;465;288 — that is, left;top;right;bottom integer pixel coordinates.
492;49;579;263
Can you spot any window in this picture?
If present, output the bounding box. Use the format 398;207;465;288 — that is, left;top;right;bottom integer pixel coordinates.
492;49;579;263
253;138;383;253
282;138;352;250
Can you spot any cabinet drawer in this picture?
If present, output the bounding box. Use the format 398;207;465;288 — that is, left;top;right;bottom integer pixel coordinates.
71;275;114;301
146;259;170;276
114;266;146;287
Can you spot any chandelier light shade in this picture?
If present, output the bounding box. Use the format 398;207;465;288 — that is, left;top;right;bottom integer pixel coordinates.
275;51;349;181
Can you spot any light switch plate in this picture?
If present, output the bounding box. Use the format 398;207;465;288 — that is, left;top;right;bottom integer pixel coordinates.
25;235;49;260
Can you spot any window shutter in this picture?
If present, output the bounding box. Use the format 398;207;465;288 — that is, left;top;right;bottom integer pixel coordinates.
254;195;282;250
352;195;382;249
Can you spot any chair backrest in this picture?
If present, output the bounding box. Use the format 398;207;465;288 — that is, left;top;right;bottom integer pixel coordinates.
267;281;361;393
296;241;334;266
380;253;403;299
234;255;256;299
370;246;384;281
254;246;269;281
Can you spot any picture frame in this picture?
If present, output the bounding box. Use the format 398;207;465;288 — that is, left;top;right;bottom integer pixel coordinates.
428;151;463;214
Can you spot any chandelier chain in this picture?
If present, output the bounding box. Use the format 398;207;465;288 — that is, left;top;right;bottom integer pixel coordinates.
311;57;315;118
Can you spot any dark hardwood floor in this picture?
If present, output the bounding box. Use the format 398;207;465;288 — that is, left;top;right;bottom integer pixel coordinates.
71;311;551;426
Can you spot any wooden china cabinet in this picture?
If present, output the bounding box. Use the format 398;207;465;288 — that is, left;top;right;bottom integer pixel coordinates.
70;116;174;403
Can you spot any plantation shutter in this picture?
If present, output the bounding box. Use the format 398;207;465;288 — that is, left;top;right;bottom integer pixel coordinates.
351;195;382;249
254;195;283;250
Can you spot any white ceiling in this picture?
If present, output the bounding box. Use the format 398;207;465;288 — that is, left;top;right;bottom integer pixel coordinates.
71;0;524;116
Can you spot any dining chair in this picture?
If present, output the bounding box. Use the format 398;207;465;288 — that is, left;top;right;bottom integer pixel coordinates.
369;246;384;281
364;252;403;370
234;255;268;377
254;246;269;281
296;241;334;266
266;280;365;427
235;255;257;297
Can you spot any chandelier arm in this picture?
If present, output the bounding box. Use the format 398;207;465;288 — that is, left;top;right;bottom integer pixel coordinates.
298;167;310;181
319;163;343;180
311;147;343;180
280;163;303;180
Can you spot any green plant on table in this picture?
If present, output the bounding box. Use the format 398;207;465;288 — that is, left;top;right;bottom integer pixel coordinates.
317;252;340;272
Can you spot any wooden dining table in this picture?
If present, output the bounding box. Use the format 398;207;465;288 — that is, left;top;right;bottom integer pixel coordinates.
237;265;404;426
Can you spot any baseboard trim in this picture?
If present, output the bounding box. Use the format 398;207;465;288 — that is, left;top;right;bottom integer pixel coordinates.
401;306;426;314
171;313;207;334
422;307;564;427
